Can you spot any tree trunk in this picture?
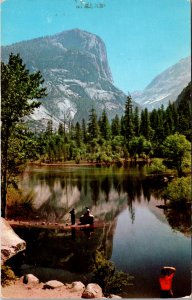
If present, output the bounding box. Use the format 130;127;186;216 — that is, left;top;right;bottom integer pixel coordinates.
1;131;9;218
1;168;7;218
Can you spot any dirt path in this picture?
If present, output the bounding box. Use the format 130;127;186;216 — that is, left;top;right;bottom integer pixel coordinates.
1;280;83;299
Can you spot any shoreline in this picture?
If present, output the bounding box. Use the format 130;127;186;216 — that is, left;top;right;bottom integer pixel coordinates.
28;158;151;167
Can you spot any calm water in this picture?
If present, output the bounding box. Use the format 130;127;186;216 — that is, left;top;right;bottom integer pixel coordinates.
11;165;191;298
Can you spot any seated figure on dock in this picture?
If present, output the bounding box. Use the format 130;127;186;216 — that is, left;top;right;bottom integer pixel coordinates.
79;208;94;225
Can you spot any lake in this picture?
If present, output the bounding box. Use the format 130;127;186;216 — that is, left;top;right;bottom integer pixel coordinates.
10;164;191;298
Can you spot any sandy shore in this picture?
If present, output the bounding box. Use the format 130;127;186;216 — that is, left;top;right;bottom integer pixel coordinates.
1;279;83;299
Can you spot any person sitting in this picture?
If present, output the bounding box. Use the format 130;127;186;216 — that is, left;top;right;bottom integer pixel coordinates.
159;266;176;298
79;208;94;225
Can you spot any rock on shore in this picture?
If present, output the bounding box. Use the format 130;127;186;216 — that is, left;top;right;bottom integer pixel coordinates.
2;274;122;299
1;218;26;263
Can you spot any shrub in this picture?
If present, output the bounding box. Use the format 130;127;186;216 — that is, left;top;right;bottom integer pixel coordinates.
113;154;123;167
1;265;17;286
91;250;133;296
163;176;191;204
75;154;81;164
149;158;167;174
162;133;191;176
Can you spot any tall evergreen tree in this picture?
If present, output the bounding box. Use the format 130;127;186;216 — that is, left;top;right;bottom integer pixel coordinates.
140;108;152;140
75;122;82;147
120;115;125;137
124;95;134;145
46;119;53;135
82;118;87;143
58;122;65;137
99;109;111;140
111;114;121;137
150;108;164;143
171;102;179;132
133;106;140;136
176;82;191;140
164;102;174;136
88;108;99;140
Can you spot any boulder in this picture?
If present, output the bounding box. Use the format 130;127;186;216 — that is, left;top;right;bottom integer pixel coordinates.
23;274;39;285
82;283;103;298
43;280;64;289
71;281;85;292
1;218;26;263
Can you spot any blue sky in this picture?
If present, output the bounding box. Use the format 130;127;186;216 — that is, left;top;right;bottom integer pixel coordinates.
1;0;190;93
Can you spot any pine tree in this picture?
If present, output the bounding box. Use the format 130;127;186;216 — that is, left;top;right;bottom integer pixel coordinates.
133;107;140;136
124;95;134;145
75;122;82;147
111;114;121;137
82;118;87;143
46;119;53;135
171;103;179;132
150;108;164;143
99;109;111;140
164;102;174;136
140;108;152;140
88;108;99;140
177;82;191;139
120;115;125;137
58;123;64;136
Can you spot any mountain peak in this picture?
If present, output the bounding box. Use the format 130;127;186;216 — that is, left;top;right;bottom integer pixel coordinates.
132;56;191;110
2;29;131;126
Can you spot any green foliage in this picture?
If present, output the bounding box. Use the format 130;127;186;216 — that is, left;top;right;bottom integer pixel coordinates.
91;250;133;296
129;136;152;158
1;265;17;286
111;114;120;137
2;67;190;220
88;108;100;140
124;95;134;143
133;106;140;136
5;93;190;172
163;176;191;205
99;109;111;140
75;154;81;164
113;154;124;167
163;133;191;176
1;53;46;217
149;158;167;174
6;125;41;188
176;82;191;140
140;108;153;140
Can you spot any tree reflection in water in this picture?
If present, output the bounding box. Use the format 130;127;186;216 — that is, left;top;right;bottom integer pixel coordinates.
164;206;191;236
19;165;190;235
8;165;190;297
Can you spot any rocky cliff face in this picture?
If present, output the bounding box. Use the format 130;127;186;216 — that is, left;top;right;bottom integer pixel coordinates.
132;56;191;110
2;29;133;127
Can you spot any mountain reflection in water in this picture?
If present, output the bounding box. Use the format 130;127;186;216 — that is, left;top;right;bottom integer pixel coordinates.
11;165;190;298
